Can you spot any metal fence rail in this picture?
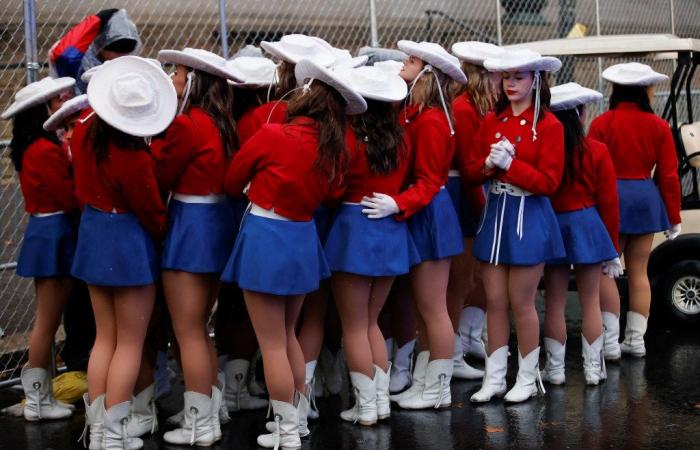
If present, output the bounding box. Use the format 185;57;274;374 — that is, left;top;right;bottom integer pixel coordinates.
0;0;697;383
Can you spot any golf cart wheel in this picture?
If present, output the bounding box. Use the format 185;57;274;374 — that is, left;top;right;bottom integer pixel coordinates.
656;260;700;324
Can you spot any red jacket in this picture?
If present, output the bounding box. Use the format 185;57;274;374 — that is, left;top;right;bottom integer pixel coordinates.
452;93;487;217
224;117;344;221
393;105;455;219
71;110;167;241
151;107;228;195
237;101;289;146
588;102;681;225
342;128;412;203
18;137;79;214
236;107;259;147
464;105;564;196
550;137;620;251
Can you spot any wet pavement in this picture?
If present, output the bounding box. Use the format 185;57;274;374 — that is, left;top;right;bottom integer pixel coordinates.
1;313;699;449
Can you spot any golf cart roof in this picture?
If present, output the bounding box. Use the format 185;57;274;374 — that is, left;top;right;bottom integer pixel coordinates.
507;34;700;59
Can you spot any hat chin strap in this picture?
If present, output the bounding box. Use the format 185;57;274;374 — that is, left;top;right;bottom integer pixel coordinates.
178;71;195;115
531;71;541;142
265;79;312;124
267;62;282;103
404;64;455;136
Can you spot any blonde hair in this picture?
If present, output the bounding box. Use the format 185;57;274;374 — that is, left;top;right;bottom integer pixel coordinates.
450;61;498;117
408;66;453;123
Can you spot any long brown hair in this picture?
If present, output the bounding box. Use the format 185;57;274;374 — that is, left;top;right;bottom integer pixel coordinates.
408;65;454;124
286;81;347;182
182;69;238;157
495;71;551;122
450;62;498;116
87;115;149;163
274;61;297;100
350;99;406;174
9;104;59;171
231;86;268;121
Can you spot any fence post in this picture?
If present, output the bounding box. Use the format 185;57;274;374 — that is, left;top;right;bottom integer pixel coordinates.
368;0;379;47
669;0;675;35
595;0;604;113
219;0;229;58
495;0;503;45
23;0;39;83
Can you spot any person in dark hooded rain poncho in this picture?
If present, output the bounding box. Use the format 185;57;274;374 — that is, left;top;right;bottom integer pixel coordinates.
49;8;141;94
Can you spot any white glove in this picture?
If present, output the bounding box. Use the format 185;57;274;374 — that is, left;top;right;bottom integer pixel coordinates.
495;137;516;156
602;257;623;279
664;223;681;240
361;193;399;219
488;146;513;171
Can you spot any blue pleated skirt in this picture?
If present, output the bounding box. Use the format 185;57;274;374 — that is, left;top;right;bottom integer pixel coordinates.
617;179;671;234
547;207;618;266
161;199;236;273
324;204;420;277
16;213;78;278
446;176;480;238
474;191;565;266
71;206;159;286
220;214;330;295
313;204;333;244
408;188;464;263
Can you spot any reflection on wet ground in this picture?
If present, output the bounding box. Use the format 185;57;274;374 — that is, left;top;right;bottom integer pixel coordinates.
1;326;698;449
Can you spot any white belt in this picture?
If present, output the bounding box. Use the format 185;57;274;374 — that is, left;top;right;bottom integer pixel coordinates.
32;211;65;218
342;201;361;205
250;203;291;221
479;182;532;266
172;193;226;204
448;169;460;177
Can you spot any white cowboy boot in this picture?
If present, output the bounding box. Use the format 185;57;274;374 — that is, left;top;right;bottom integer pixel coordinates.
163;391;217;446
504;347;545;403
602;312;621;361
212;378;228;441
103;401;143;450
541;337;566;385
374;363;391;420
397;359;452;409
258;400;302;449
126;383;157;438
340;372;378;425
620;311;647;357
582;334;607;385
452;333;484;380
78;393;104;450
390;350;428;402
21;367;72;421
460;307;487;359
304;360;319;420
389;339;415;393
470;346;508;403
265;389;311;437
223;359;268;411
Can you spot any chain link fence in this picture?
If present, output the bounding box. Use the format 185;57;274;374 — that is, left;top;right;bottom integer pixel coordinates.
0;0;697;384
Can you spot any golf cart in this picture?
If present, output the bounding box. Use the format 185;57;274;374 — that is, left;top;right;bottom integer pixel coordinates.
509;34;700;325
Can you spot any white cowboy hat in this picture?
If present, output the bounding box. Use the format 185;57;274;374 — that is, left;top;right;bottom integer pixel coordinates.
81;57;162;84
87;55;177;137
483;48;561;73
335;66;407;103
2;77;75;120
295;59;367;115
158;48;243;81
261;34;337;67
226;56;278;87
397;40;467;83
550;82;603;112
373;60;404;76
324;45;368;69
602;62;668;86
43;94;89;131
451;41;505;67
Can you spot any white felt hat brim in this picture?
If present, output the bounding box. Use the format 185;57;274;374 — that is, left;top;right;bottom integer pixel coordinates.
451;41;505;66
226;57;278;87
43;94;89;131
88;56;177;137
483;50;562;73
159;49;243;81
334;67;407;103
397;40;467;84
295;59;367;115
261;40;336;67
602;64;669;86
2;77;75;120
550;82;603;111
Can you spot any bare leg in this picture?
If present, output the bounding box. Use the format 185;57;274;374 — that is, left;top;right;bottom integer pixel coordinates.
87;285;116;402
284;295;306;393
446;241;475;330
298;283;328;363
575;264;604;343
105;285;156;407
623;234;655;317
600;235;626;316
28;277;73;369
481;264;510;353
332;273;373;377
410;259;454;360
543;265;569;344
368;277;394;372
508;264;544;355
